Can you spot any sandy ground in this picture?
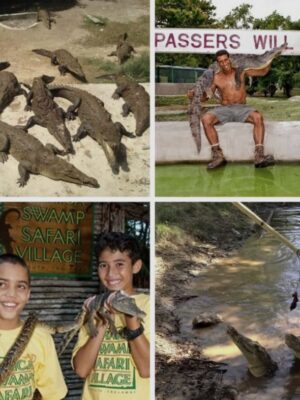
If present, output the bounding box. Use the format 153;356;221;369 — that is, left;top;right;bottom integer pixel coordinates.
0;83;149;196
0;0;149;196
0;0;148;83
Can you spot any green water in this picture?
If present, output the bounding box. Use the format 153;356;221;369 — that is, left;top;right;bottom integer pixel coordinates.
156;163;300;197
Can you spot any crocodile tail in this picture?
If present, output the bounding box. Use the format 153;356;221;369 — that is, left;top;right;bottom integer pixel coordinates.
32;49;53;58
0;313;37;384
188;90;201;153
0;62;10;71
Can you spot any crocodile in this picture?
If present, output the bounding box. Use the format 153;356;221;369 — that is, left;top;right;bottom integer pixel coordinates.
49;84;134;174
36;9;55;29
32;48;87;82
23;75;74;154
0;120;99;188
0;71;28;114
189;43;286;153
112;73;149;136
108;33;136;64
285;333;300;359
227;325;278;377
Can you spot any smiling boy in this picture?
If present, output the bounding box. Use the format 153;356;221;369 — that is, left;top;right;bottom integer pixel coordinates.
72;232;150;400
0;254;67;399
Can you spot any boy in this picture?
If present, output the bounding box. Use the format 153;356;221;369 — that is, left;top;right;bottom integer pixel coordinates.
0;253;67;399
72;232;150;400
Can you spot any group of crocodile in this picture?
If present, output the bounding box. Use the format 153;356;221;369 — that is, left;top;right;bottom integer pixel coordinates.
0;61;149;188
0;291;145;399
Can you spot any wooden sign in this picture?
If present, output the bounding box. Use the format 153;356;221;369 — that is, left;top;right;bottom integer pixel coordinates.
0;203;94;278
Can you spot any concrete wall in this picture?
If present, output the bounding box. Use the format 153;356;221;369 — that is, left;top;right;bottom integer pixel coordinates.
156;83;194;96
156;121;300;163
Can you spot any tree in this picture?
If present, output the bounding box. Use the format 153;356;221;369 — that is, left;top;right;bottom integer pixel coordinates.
222;4;253;29
155;0;217;28
253;11;292;30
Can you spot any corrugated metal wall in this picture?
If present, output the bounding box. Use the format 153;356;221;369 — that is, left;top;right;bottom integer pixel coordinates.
21;203;127;399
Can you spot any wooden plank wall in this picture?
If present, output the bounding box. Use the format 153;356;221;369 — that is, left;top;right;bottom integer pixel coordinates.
21;203;126;399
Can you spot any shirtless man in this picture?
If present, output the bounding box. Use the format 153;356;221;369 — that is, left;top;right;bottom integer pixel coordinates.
189;49;275;169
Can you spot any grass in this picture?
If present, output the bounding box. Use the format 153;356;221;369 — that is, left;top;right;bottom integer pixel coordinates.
156;94;300;121
82;15;149;47
92;52;149;82
156;203;252;249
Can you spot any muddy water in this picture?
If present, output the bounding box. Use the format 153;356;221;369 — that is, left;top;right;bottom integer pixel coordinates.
176;206;300;400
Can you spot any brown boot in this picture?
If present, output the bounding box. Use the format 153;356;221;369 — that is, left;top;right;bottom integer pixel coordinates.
207;145;227;170
254;145;275;168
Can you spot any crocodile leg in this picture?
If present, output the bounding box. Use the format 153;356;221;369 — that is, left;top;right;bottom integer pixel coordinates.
65;98;81;120
72;122;89;142
17;162;30;187
0;133;9;163
122;103;131;117
51;55;58;65
45;143;67;156
58;65;68;76
115;121;135;138
112;84;126;100
22;116;44;131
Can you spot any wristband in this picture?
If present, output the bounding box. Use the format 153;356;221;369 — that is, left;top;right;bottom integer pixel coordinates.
122;324;144;341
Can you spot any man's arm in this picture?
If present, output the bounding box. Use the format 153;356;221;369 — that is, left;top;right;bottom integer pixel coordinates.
245;63;272;77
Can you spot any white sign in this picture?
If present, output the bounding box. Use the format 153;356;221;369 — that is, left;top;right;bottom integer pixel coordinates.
155;29;300;55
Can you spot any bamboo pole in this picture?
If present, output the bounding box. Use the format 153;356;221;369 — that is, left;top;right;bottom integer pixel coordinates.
233;202;300;256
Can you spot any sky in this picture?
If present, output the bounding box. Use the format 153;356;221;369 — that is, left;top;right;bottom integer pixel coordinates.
211;0;300;20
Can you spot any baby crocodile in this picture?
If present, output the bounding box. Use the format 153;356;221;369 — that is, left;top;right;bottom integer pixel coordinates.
227;325;278;377
49;84;134;174
24;75;74;154
112;73;150;136
32;48;87;82
55;290;146;354
0;121;99;188
189;43;286;153
0;71;27;114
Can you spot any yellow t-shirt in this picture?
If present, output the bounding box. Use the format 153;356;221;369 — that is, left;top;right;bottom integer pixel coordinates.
0;324;67;400
72;293;150;400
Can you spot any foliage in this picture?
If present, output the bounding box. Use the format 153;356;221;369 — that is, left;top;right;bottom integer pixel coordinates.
222;3;253;28
155;0;217;28
94;53;149;82
83;15;149;47
253;11;292;29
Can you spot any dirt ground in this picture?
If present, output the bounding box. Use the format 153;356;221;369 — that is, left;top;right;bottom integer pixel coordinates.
0;0;149;83
0;0;149;196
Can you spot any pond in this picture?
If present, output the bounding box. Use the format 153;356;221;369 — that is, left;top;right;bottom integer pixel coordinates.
156;164;300;197
175;205;300;399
